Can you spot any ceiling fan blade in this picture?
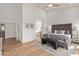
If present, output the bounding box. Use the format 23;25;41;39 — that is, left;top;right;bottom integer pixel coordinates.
52;4;60;7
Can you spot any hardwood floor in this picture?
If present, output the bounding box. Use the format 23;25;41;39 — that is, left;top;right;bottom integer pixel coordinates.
3;38;52;56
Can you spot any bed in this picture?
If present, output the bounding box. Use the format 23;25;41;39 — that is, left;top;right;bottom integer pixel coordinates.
42;23;72;49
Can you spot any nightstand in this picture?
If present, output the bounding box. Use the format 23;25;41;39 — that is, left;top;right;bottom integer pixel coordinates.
41;37;50;44
72;38;79;44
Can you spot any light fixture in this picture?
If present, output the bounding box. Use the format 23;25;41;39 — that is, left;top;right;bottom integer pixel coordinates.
48;4;53;7
43;3;60;10
48;3;60;8
77;27;79;30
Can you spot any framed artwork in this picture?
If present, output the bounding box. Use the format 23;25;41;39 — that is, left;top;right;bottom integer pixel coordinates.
26;23;34;29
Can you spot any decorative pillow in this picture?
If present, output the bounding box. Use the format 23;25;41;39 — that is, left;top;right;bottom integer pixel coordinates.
65;30;70;34
57;30;65;34
55;30;58;33
54;30;70;34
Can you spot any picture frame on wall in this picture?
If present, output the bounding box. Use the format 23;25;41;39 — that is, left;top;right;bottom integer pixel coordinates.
30;24;34;28
26;23;34;29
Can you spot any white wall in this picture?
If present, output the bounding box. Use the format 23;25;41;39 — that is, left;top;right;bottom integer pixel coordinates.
0;3;22;39
15;4;22;41
0;3;45;42
46;6;79;38
0;3;18;23
22;4;42;43
40;10;48;34
47;7;79;25
4;23;16;38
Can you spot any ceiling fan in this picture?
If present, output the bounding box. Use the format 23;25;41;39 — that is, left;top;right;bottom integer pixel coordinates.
48;3;60;7
42;3;60;9
42;3;73;10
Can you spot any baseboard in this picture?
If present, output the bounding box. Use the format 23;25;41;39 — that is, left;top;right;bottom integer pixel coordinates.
22;39;36;44
5;37;16;40
5;37;36;44
17;40;22;43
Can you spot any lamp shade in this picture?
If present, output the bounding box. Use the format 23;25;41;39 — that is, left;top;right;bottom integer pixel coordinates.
77;27;79;30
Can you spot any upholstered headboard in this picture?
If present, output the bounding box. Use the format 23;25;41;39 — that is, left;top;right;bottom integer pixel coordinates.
52;23;72;37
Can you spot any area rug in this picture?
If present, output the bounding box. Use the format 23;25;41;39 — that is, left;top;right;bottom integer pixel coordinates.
33;41;78;56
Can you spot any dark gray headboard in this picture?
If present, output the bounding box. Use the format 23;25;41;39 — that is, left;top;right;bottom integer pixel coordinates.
52;23;72;37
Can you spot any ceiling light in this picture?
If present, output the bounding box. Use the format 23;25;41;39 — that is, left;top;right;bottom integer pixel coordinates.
48;4;53;7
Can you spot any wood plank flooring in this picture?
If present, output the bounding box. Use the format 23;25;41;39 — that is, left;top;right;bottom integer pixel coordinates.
3;38;52;56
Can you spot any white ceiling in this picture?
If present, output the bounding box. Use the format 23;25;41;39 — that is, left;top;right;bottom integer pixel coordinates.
35;3;79;10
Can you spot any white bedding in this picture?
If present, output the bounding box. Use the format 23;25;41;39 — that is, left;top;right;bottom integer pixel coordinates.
50;33;71;39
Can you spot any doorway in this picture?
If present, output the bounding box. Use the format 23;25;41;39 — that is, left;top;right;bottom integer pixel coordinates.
2;23;17;56
35;20;42;41
0;24;5;55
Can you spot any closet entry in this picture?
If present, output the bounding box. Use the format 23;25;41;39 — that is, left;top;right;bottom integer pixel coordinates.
0;24;5;55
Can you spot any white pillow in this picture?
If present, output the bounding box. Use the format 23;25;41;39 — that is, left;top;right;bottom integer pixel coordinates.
59;30;65;34
55;30;65;34
66;30;70;34
55;30;57;34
